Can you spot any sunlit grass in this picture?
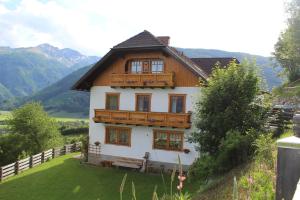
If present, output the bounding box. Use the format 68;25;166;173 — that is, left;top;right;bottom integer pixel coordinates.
0;153;197;200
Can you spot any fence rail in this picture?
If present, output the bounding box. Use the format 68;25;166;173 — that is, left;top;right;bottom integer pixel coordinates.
0;142;81;181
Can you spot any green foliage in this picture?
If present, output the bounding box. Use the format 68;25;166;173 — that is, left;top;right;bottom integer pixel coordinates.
5;102;63;157
0;133;24;165
189;155;216;180
240;169;275;200
80;135;89;162
253;133;275;169
1;103;65;165
191;60;267;155
239;133;276;200
274;0;300;82
190;60;269;180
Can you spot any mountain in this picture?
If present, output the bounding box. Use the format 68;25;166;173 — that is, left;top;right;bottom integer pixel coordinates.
4;65;92;117
178;48;282;89
0;44;99;104
33;44;99;69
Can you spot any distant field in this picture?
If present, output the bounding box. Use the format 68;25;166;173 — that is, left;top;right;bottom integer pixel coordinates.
0;111;10;120
0;110;88;122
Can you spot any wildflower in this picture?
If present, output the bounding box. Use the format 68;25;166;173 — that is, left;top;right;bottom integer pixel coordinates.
177;175;186;191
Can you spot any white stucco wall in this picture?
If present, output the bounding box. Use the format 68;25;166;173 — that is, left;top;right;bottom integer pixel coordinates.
89;86;200;165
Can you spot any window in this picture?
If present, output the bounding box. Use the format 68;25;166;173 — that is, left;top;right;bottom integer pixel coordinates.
151;60;164;73
106;93;119;110
129;59;164;74
169;94;186;113
136;94;151;112
105;127;131;146
153;130;183;151
131;61;142;73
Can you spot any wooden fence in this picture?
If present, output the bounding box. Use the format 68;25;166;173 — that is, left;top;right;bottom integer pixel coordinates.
0;142;81;181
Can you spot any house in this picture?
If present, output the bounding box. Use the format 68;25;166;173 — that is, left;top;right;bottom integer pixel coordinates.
72;30;236;170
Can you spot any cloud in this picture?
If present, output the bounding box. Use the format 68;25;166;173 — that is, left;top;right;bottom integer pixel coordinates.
0;0;287;56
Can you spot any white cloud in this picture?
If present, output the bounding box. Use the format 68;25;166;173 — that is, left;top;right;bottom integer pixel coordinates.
0;0;288;56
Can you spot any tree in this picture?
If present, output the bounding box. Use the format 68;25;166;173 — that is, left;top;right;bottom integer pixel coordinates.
7;102;63;156
274;0;300;82
191;60;268;155
189;60;269;177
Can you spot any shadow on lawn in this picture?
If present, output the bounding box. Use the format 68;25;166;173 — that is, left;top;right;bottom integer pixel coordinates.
0;156;173;200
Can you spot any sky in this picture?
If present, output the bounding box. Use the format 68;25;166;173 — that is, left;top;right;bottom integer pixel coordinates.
0;0;289;57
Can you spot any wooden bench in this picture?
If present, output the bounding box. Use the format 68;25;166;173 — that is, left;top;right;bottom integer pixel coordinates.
112;157;143;169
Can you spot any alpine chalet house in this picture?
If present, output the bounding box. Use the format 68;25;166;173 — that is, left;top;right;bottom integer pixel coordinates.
73;30;236;171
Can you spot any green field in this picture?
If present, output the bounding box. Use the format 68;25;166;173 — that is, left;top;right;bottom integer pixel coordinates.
0;111;10;120
0;153;197;200
0;110;88;122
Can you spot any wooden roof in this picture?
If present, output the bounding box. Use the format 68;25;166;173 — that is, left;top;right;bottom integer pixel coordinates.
191;57;238;75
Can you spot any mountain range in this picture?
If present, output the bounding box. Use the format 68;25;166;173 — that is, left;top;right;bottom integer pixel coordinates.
0;44;99;103
0;44;282;117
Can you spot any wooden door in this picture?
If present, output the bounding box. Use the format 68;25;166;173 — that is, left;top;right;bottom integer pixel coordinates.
142;61;150;73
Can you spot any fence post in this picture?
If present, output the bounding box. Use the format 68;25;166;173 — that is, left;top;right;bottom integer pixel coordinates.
64;145;67;155
29;155;33;168
15;161;19;175
41;152;44;163
52;148;55;159
0;167;3;182
73;143;76;153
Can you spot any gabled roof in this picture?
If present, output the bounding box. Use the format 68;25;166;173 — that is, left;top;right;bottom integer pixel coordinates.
113;30;165;49
190;57;238;75
72;30;237;91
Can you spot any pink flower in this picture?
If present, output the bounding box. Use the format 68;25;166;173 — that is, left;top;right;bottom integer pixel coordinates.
178;175;186;182
248;176;254;184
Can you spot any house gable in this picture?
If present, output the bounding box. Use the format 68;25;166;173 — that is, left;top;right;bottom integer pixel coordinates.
93;51;200;87
72;30;237;91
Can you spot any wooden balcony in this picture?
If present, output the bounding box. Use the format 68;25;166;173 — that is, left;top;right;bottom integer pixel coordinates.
110;73;175;88
93;109;191;129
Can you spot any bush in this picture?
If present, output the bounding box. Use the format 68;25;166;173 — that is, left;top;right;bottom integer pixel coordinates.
214;130;253;173
80;135;89;162
0;134;24;166
189;130;256;181
189;154;216;181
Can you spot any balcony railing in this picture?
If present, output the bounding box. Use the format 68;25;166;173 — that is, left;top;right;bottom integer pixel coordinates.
110;73;175;88
94;109;191;129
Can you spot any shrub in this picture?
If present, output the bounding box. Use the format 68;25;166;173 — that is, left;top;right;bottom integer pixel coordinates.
240;170;275;200
253;133;275;169
239;133;276;199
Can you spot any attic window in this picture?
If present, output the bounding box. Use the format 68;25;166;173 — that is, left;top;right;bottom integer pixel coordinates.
131;61;142;73
151;60;164;73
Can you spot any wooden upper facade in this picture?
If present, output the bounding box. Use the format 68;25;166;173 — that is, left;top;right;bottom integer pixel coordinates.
93;51;200;88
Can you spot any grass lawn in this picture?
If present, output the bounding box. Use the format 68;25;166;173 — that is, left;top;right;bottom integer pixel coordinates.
0;153;198;200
